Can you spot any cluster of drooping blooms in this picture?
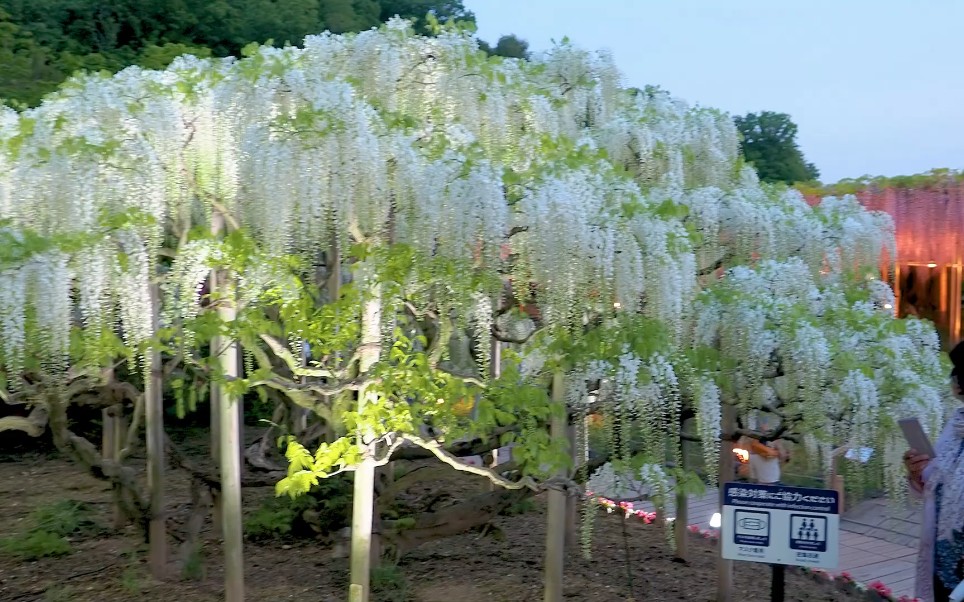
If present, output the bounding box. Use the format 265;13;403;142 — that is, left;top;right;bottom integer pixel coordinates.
816;195;897;271
0;242;74;382
0;263;28;381
30;252;72;374
0;20;950;514
690;375;722;483
0;20;723;374
694;252;950;500
163;240;219;334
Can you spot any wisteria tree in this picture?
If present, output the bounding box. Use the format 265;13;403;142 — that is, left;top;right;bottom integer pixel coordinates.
0;18;952;602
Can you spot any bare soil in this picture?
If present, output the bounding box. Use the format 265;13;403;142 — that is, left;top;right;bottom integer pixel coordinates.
0;448;861;602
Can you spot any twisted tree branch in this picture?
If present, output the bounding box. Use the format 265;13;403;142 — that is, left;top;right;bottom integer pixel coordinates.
401;434;538;491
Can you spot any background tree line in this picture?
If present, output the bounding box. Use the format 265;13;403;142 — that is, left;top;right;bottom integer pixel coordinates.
0;1;819;200
735;110;820;185
0;0;528;106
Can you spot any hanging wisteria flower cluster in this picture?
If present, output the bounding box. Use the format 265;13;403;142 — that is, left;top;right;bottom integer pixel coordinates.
693;255;950;501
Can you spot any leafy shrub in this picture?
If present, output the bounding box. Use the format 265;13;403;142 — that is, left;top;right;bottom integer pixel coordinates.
371;565;412;602
181;546;205;581
245;476;352;540
3;529;72;560
245;496;307;540
30;500;102;536
0;499;102;560
501;497;537;516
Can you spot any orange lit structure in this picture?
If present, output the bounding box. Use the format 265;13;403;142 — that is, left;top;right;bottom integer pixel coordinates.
804;177;964;347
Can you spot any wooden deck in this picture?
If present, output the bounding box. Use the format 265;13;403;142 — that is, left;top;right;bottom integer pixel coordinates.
635;489;920;598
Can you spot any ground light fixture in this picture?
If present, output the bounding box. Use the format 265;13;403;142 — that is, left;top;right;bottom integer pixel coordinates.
709;512;722;529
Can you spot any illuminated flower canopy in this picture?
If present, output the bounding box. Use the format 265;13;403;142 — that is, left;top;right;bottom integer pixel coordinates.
0;20;949;503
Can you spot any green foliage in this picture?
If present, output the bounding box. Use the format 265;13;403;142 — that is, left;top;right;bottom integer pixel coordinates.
734;111;820;185
120;552;147;593
796;168;964;197
29;499;101;535
0;0;478;106
245;500;301;539
545;313;670;372
0;499;102;560
248;476;353;538
371;564;412;602
378;0;474;34
43;585;76;602
478;34;530;59
170;374;206;419
501;497;537;516
2;529;72;560
134;43;212;71
181;546;205;581
205;240;565;497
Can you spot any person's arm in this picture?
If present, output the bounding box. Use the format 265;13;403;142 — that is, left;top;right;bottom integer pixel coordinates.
747;439;779;459
773;439;790;463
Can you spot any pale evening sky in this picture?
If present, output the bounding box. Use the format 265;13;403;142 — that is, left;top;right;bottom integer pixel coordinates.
468;0;964;184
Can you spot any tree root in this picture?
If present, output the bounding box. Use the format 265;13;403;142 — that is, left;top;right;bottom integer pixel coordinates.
379;488;531;562
177;476;213;577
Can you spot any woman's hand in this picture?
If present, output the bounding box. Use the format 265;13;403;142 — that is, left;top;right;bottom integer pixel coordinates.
903;449;930;490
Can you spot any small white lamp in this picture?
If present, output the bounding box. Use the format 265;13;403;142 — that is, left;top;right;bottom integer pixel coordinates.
709;512;722;529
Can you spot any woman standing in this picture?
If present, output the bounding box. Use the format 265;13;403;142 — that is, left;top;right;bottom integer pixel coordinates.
904;341;964;602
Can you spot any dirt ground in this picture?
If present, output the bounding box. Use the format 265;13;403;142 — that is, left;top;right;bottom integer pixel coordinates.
0;448;861;602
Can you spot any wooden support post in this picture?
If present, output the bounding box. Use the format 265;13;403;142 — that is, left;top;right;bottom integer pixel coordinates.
488;336;502;492
716;404;737;602
828;454;845;514
114;410;126;469
348;283;382;602
674;430;689;561
102;407;117;525
488;448;499;493
544;371;566;602
102;405;127;529
101;407;114;463
216;280;244;602
210;214;223;535
211;210;244;601
564;423;579;551
145;284;168;579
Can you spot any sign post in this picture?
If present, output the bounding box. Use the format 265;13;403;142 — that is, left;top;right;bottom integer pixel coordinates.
720;483;840;601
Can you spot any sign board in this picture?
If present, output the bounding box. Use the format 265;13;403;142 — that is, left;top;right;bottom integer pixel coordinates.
721;482;839;569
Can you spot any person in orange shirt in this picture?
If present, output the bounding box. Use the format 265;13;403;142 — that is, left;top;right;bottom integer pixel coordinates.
742;436;789;485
